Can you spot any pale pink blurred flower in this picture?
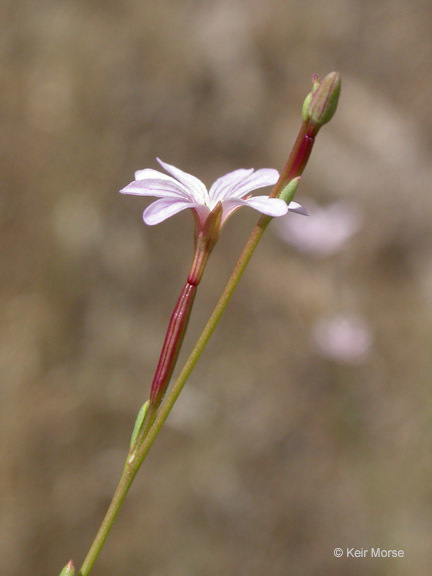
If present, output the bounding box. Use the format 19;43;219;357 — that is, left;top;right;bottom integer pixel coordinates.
120;158;305;228
274;200;362;257
312;314;372;364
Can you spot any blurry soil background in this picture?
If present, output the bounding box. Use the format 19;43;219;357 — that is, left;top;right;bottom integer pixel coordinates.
2;1;432;575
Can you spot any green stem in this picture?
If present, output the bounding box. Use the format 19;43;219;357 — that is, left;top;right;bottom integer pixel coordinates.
76;72;341;576
77;135;311;575
130;215;271;463
77;216;271;576
78;122;327;576
78;462;138;576
77;144;309;576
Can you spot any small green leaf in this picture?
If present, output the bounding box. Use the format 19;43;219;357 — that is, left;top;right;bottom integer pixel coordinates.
279;177;301;205
130;400;150;448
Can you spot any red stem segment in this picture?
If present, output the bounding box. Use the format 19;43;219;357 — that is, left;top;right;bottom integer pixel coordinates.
149;281;197;408
148;240;211;411
270;120;320;200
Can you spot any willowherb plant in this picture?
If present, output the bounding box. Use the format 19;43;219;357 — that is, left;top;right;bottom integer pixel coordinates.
58;72;341;576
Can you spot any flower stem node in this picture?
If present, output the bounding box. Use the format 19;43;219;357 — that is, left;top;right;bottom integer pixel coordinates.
308;71;341;129
59;560;75;576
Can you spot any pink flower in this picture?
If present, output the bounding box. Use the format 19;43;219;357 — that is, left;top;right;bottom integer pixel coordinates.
312;314;372;364
120;158;304;227
274;200;362;257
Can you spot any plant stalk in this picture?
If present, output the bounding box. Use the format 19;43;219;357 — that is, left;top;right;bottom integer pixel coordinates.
77;94;334;575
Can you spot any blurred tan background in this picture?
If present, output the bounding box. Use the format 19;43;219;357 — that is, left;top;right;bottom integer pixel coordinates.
1;1;432;575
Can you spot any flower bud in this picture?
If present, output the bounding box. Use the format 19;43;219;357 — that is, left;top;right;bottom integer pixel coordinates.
308;72;341;128
59;560;75;576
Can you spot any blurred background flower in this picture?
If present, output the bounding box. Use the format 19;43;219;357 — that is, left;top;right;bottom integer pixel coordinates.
273;200;362;257
312;313;372;364
1;2;432;575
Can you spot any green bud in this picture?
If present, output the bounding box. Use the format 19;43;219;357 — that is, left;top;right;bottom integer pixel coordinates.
301;74;321;122
279;177;301;205
59;560;75;576
130;400;150;448
308;71;341;128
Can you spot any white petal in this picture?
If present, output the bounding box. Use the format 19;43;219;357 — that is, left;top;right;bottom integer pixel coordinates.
229;168;280;199
288;201;308;216
243;196;288;216
209;169;254;203
120;178;191;199
134;168;174;181
143;198;204;225
156;158;209;205
221;196;288;224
